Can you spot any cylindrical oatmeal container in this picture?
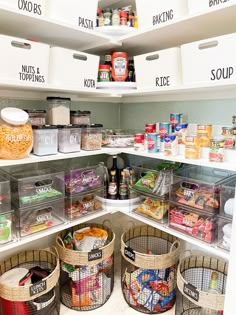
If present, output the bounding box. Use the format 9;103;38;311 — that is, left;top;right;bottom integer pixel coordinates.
81;124;103;151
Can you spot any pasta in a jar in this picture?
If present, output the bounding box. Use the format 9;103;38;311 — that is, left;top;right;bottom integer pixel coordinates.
0;108;33;159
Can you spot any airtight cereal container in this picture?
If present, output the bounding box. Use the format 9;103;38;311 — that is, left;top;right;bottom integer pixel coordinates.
70;111;91;125
58;125;81;153
0;108;33;159
81;124;103;150
32;125;58;156
24;109;46;126
47;97;71;125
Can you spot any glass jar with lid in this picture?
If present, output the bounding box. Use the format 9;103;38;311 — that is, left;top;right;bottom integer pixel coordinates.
0;107;33;159
112;9;120;26
70;110;91;125
81;124;103;150
104;9;112;26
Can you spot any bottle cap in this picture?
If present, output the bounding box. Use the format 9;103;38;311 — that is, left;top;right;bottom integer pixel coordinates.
1;107;29;125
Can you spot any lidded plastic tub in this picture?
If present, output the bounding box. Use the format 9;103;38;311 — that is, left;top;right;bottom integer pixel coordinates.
32;125;58;156
0;108;33;159
81;124;103;150
24;109;46;126
58;125;81;153
70;111;91;125
47;97;71;125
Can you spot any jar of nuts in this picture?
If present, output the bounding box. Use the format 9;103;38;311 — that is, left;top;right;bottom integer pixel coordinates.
81;124;103;150
0;108;33;159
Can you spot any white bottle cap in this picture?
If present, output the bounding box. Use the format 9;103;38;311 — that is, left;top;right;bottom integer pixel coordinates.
1;107;29;125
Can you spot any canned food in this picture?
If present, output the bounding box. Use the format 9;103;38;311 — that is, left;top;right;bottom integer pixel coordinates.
185;136;200;159
222;127;234;149
134;133;145;151
170;113;183;132
159;122;171;141
175;123;188;144
197;125;212;147
224;138;235;150
209;138;224;162
222;126;233;137
147;133;159;153
232;115;236;126
145;123;156;133
164;134;178;156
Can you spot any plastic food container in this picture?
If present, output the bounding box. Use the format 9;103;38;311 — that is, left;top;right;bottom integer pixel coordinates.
0;107;33;160
219;175;236;218
47;97;71;125
0;212;13;245
1;163;65;209
81;124;103;150
0;175;11;213
58;125;81;153
24;109;46;126
102;129;135;148
33;125;58;156
70;110;91;125
217;216;232;251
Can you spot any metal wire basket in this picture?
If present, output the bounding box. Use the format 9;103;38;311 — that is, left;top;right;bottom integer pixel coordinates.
0;249;60;315
176;252;228;314
56;222;115;311
121;225;181;314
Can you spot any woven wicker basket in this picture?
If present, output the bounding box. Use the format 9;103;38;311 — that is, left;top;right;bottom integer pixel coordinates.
0;249;59;302
177;252;228;312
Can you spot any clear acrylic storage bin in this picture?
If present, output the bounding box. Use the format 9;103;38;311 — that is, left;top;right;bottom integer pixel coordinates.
65;188;105;220
168;204;218;243
14;198;65;238
219;175;236;218
49;160;104;195
170;166;234;213
130;189;169;223
58;125;81;153
102;129;135;148
217;216;232;251
81;124;103;150
1;163;65;209
0;175;11;213
0;212;14;245
33;125;58;156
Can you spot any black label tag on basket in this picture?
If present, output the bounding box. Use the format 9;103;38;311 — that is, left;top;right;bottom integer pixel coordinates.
124;246;135;262
88;249;102;261
183;283;199;302
30;280;47;297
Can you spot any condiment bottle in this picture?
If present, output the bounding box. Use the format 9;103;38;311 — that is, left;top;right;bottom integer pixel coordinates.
112;9;120;26
111;52;129;81
120;10;128;25
119;171;128;200
108;170;118;200
201;272;221;315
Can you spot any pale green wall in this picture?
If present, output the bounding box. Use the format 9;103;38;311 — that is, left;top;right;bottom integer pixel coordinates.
119;99;236;129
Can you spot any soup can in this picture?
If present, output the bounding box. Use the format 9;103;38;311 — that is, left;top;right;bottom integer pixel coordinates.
209;138;224;162
147;133;159;153
145;123;156;133
185;136;200;159
134;133;145;151
159;122;171;141
170;113;183;132
197;124;212;147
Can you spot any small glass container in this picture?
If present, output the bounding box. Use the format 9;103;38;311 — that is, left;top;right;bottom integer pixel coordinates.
104;9;112;26
33;125;58;156
70;110;91;125
47;97;71;125
112;9;120;26
81;124;103;151
24;109;46;126
58;125;81;153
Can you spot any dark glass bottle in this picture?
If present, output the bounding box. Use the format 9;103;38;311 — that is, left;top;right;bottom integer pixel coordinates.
110;155;119;184
127;59;135;82
119;171;128;200
108;170;118;199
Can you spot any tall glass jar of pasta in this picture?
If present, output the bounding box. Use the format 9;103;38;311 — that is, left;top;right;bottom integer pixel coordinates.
0;108;33;159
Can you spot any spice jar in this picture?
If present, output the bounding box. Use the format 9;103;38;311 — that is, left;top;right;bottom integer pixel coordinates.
120;10;128;25
98;8;104;27
70;110;91;125
32;125;58;156
98;64;111;82
24;109;46;126
112;9;120;26
104;9;112;26
112;52;129;81
0;107;33;159
46;96;70;125
58;125;81;153
81;124;103;150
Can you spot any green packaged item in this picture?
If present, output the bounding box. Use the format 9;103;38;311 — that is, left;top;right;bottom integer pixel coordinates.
133;172;157;193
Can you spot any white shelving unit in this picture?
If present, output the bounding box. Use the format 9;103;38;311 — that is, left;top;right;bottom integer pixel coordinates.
0;3;235;315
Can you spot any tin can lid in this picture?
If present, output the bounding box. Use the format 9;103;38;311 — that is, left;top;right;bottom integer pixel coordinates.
1;107;29;125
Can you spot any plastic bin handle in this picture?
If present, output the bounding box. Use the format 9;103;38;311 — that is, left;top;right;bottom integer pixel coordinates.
145;53;160;61
73;53;87;61
169;240;181;253
198;40;218;50
11;40;31;50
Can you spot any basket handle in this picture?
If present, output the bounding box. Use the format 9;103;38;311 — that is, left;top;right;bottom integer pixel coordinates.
52;246;59;259
56;236;65;248
179;250;193;261
169;240;181;253
103;219;112;229
124;220;136;232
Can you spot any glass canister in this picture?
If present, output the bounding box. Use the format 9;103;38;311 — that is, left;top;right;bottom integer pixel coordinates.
32;125;58;156
47;96;71;125
70;110;91;125
0;107;33;159
24;109;46;126
81;124;103;150
58;125;81;153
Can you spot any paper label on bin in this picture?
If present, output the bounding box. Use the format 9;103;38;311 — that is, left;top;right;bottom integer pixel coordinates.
88;249;102;261
30;280;47;296
124;246;135;262
183;283;199;302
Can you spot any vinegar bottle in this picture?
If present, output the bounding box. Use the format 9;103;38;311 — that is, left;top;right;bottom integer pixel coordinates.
201;272;221;315
108;170;118;200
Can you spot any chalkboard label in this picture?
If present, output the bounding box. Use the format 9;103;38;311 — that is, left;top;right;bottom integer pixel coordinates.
30;280;47;296
124;246;135;262
88;249;102;261
183;283;199;302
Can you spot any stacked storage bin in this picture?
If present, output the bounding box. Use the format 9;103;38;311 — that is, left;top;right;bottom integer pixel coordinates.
1;163;65;239
0;175;14;246
49;159;106;221
168;166;234;245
